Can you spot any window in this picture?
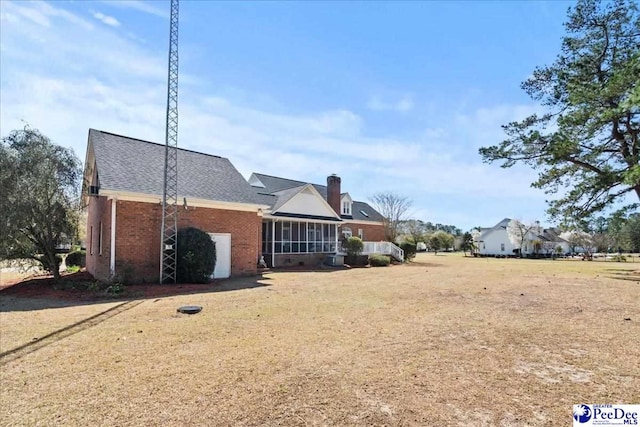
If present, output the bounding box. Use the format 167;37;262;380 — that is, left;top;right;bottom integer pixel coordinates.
359;210;369;218
358;229;363;239
500;243;505;252
263;221;337;254
89;226;93;255
342;201;351;215
342;227;352;239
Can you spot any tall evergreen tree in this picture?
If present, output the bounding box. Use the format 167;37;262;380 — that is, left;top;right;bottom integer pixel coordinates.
480;0;640;222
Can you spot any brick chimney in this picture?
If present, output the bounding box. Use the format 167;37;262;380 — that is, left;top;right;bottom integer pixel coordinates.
327;174;341;216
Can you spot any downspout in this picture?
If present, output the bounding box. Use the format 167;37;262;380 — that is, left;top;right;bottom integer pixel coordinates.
110;197;117;275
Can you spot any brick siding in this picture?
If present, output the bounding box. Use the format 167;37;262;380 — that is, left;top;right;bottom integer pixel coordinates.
86;196;112;281
340;222;385;241
86;198;261;283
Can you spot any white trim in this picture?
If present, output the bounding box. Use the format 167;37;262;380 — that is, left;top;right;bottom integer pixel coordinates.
81;139;96;206
342;219;384;226
109;197;116;275
340;193;353;216
98;189;269;212
271;221;275;268
263;214;342;225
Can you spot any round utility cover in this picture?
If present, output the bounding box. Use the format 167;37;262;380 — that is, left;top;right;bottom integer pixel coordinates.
177;305;202;314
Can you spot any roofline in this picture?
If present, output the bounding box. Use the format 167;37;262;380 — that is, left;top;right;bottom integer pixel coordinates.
252;172;309;184
98;189;270;212
89;128;226;160
250;172;383;219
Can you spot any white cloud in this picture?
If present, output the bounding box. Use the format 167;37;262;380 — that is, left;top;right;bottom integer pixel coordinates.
92;11;120;27
0;1;550;230
99;0;168;18
367;95;414;112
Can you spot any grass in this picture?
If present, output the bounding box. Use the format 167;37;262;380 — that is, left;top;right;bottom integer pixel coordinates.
1;253;639;426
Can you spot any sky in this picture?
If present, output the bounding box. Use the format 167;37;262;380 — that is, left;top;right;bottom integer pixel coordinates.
0;0;578;231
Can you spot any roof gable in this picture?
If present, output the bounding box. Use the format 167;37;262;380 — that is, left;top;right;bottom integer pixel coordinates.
87;129;265;206
250;172;384;222
272;184;340;219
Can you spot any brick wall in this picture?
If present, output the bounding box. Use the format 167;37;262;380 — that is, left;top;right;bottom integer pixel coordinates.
113;200;261;283
86;196;112;281
340;222;385;241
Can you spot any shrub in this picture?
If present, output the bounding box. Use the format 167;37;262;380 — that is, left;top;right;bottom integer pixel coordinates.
176;227;216;283
611;254;627;262
66;250;86;268
66;265;81;273
343;236;364;265
105;283;126;297
399;242;417;262
369;254;390;267
112;261;135;285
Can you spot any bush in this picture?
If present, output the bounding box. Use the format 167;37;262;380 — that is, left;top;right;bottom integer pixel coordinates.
343;236;364;256
105;283;126;296
66;265;81;273
66;250;86;268
112;261;135;285
369;254;390;267
399;242;417;262
343;236;364;264
176;227;216;283
611;254;627;262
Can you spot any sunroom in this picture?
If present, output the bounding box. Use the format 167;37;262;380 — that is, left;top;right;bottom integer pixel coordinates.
256;182;345;267
261;218;340;267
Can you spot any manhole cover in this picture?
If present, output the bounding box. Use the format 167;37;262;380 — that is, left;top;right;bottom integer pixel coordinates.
177;305;202;314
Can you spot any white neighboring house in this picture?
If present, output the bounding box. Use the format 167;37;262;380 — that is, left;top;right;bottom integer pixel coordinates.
474;218;571;256
475;218;520;256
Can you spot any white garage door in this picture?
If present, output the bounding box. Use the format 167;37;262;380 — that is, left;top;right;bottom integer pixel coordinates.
208;233;231;279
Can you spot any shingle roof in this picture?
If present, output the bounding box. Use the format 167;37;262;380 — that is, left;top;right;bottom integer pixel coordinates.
351;201;384;222
250;172;384;222
89;129;266;206
270;185;306;212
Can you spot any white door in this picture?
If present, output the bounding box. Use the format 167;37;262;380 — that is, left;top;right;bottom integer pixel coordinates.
209;233;231;279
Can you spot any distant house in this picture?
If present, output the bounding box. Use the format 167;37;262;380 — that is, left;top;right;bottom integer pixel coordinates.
475;218;570;256
82;129;394;283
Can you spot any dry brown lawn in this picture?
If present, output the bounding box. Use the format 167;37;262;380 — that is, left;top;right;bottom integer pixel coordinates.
1;254;639;426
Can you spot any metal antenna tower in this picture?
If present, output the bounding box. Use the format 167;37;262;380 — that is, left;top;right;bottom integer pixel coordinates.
160;0;179;284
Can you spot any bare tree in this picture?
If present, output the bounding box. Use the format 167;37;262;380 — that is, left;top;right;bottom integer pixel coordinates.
507;219;537;257
400;219;426;244
370;192;412;243
559;230;594;258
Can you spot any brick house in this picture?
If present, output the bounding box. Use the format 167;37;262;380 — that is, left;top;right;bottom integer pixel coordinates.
247;173;387;268
82;129;391;283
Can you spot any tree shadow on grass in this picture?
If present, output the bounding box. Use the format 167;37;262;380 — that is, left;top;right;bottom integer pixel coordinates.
603;268;640;283
0;275;274;364
0;272;273;313
0;300;144;366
